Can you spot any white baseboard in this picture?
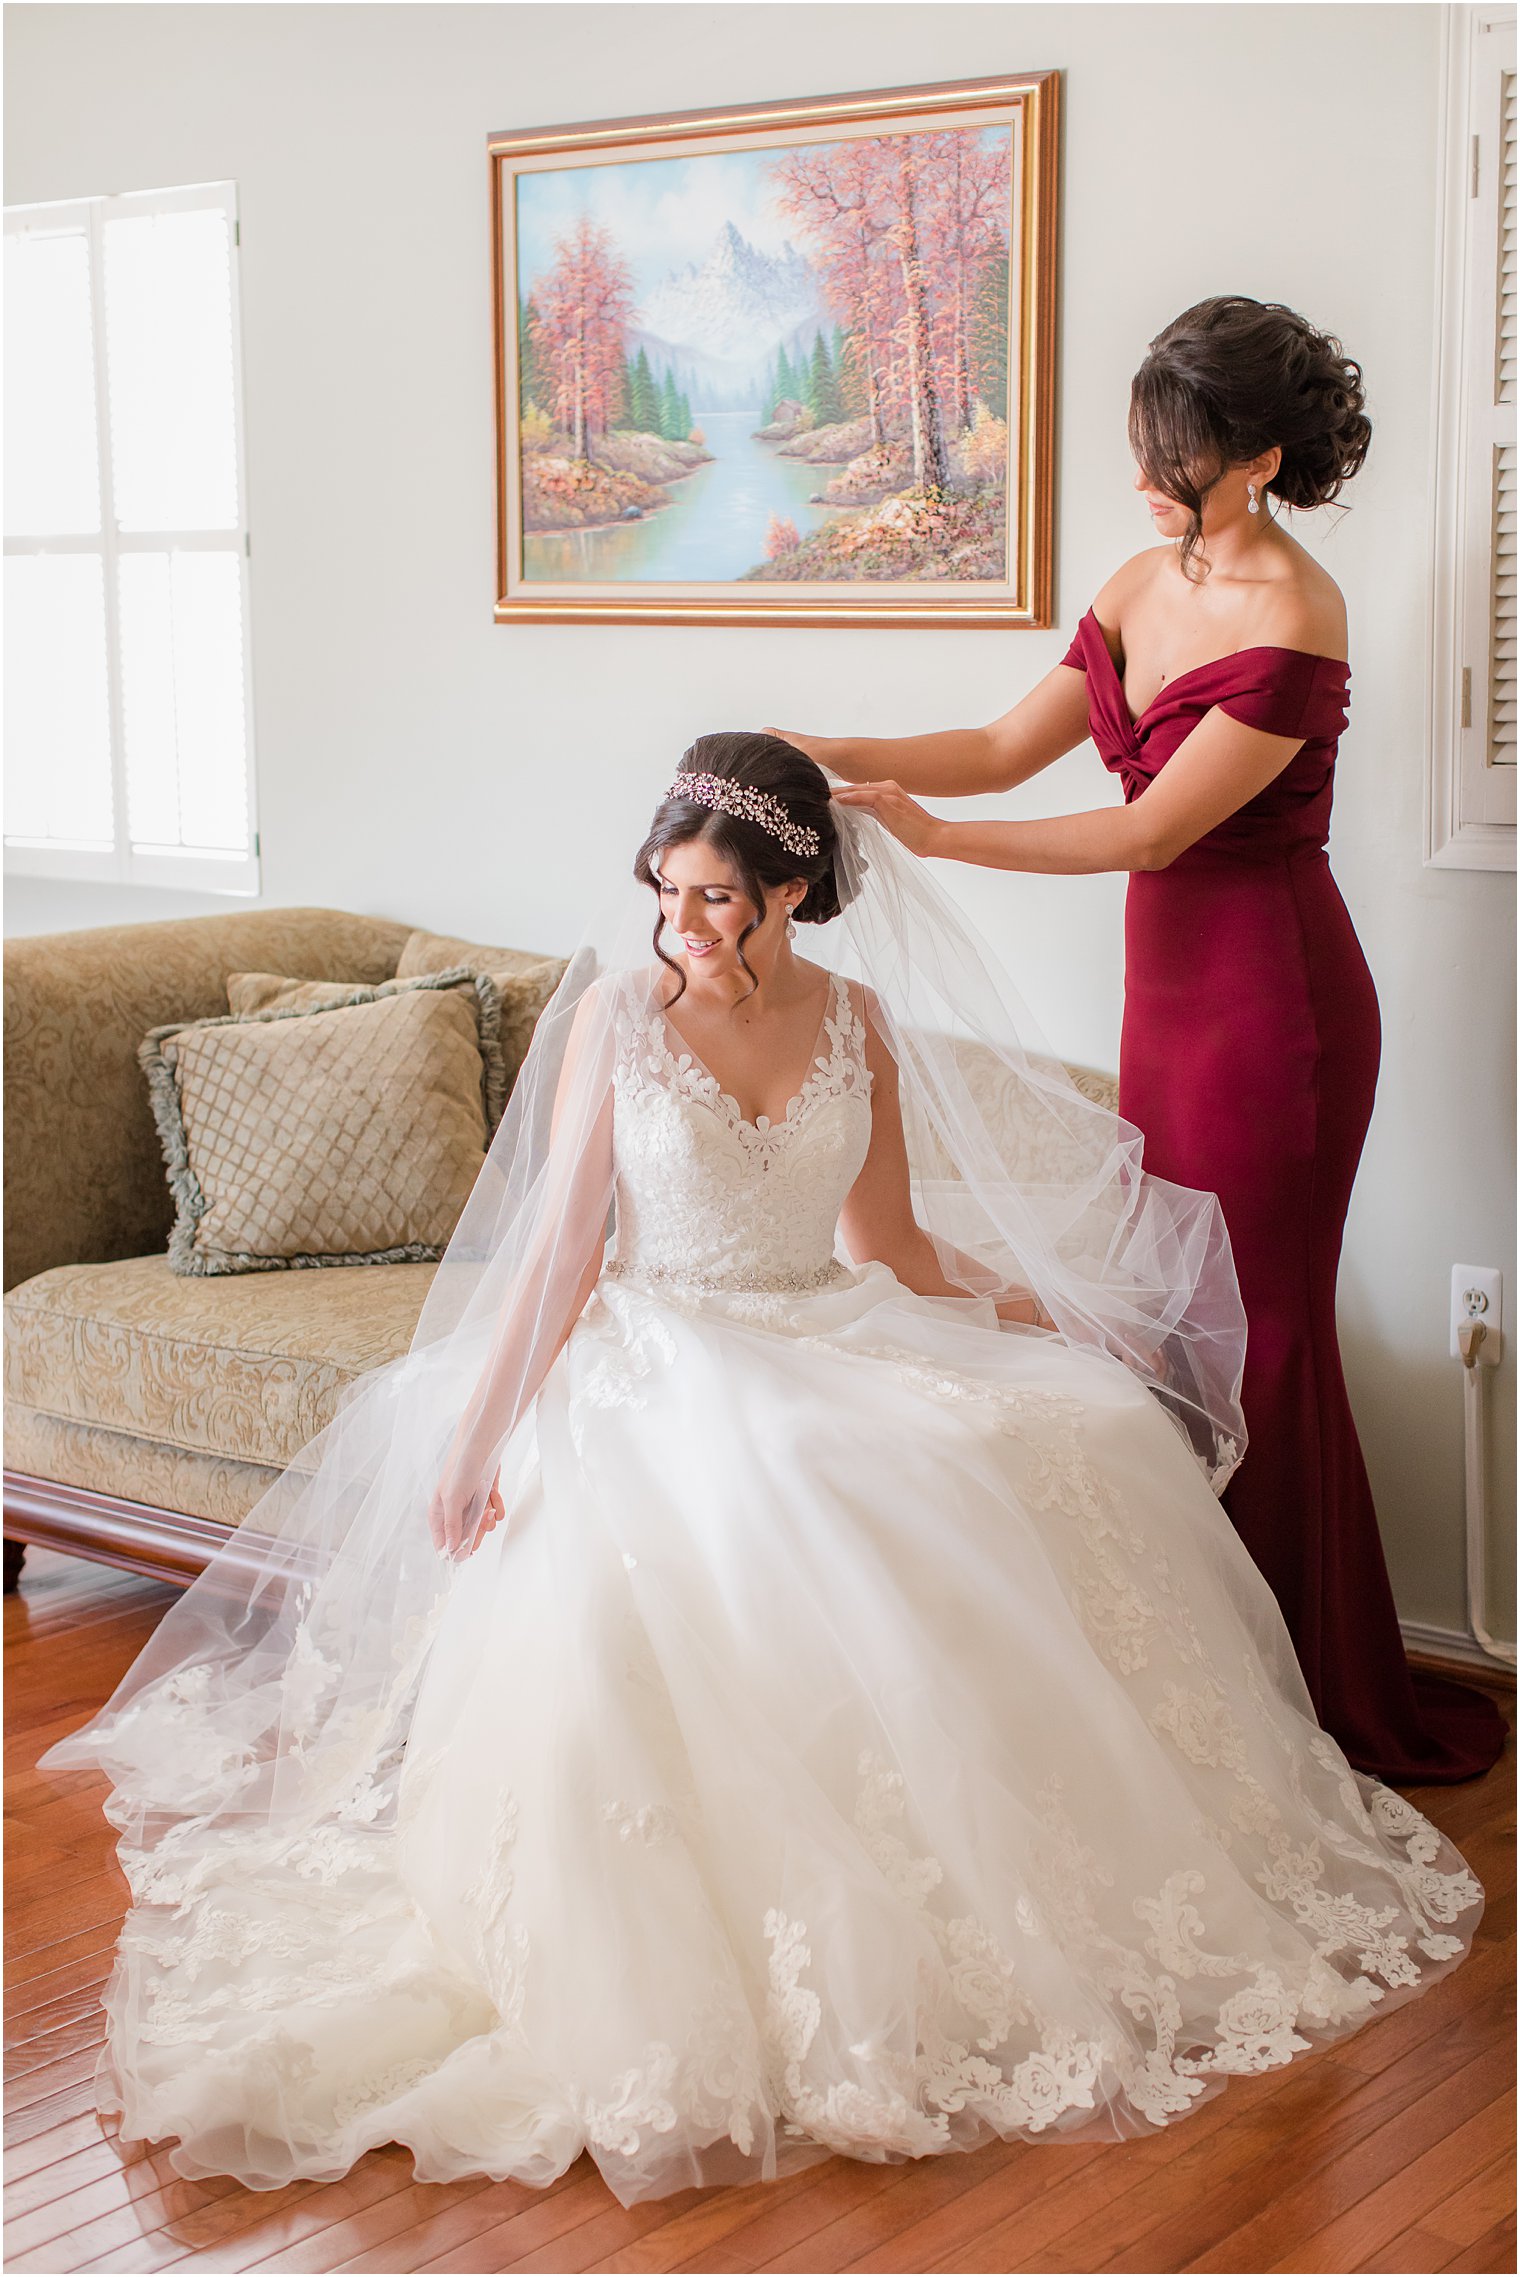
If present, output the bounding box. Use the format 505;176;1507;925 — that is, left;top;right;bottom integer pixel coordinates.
1401;1617;1517;1675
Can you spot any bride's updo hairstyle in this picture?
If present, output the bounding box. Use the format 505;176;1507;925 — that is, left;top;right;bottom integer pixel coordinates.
634;730;842;1004
1129;295;1372;582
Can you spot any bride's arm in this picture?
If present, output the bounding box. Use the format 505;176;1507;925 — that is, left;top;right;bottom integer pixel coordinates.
430;987;616;1559
836;988;1050;1328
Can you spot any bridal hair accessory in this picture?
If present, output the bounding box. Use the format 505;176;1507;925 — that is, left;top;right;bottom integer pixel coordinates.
667;771;822;859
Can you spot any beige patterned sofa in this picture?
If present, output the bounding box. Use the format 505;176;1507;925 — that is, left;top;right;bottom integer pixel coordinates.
3;906;1119;1595
3;908;443;1590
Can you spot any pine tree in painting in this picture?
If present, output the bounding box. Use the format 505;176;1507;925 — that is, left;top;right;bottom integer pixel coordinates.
627;346;661;434
806;331;844;426
518;296;547;416
970;258;1010;424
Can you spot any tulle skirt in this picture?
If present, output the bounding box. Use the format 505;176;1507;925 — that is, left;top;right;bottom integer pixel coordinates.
86;1264;1481;2204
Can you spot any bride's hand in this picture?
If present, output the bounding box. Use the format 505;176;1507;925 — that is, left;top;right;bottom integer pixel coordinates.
829;779;943;857
995;1291;1055;1330
427;1460;505;1563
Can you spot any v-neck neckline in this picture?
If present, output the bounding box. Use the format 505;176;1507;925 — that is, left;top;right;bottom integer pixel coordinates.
656;969;840;1136
1081;607;1349;734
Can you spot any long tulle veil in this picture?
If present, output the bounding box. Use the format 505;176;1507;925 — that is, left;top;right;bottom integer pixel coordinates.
36;792;1247;1911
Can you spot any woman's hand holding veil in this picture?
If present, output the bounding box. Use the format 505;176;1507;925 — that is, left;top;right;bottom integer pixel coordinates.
829;779;944;856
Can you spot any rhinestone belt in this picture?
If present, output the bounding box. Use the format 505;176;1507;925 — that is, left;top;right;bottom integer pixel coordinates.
605;1256;851;1297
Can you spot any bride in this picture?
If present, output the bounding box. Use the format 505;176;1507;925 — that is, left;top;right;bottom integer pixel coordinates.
39;733;1482;2208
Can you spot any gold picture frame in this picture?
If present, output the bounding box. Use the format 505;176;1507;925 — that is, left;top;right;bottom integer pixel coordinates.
489;72;1060;628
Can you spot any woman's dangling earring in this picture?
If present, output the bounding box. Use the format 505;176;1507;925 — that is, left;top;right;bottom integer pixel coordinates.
1247;481;1260;516
787;913;798;939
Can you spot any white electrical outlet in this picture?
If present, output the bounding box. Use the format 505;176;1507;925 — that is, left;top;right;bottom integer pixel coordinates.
1450;1265;1503;1364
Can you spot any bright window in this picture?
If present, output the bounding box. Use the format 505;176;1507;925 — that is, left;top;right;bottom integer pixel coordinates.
4;181;259;894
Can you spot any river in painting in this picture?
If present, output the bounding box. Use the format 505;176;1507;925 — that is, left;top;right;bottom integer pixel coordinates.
521;410;837;584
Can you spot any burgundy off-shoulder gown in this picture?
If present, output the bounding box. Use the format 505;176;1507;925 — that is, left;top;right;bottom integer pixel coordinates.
1061;606;1504;1785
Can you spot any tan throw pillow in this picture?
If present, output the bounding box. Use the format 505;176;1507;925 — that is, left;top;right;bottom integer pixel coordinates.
393;930;567;1094
225;967;505;1141
141;967;504;1276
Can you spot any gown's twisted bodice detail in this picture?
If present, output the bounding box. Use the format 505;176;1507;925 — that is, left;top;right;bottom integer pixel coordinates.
606;968;872;1298
1062;605;1353;866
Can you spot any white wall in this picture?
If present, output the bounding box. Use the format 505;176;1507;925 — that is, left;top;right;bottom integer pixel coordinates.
6;1;1514;1647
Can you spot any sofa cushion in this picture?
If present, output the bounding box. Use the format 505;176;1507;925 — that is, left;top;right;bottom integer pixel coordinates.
139;970;504;1275
4;907;413;1295
3;1253;435;1473
223;968;509;1144
394;929;567;1093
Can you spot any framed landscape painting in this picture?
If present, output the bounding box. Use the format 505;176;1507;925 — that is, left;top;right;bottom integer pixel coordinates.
489;73;1060;628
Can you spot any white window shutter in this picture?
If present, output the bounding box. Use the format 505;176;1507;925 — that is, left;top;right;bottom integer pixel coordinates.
1427;8;1518;867
1492;436;1515;766
1488;67;1516;769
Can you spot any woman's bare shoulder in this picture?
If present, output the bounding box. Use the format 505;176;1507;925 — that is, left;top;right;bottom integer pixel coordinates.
1090;547;1171;634
1255;548;1349;661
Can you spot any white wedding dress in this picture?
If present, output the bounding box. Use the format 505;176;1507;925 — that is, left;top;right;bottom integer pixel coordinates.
95;968;1481;2205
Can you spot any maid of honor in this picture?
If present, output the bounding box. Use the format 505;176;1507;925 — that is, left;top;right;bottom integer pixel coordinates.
787;294;1505;1787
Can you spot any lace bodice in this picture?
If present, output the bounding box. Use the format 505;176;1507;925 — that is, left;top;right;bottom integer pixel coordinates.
607;968;872;1296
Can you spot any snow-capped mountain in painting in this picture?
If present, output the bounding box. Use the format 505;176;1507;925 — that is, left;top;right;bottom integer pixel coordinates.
641;221;824;356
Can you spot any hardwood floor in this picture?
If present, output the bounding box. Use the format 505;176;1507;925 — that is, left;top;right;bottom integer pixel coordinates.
6;1547;1515;2275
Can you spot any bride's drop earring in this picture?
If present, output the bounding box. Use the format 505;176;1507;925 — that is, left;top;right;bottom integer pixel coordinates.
786;913;798;939
1247;481;1260;516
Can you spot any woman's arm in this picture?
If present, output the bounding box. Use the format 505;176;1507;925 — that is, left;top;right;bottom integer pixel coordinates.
429;987;616;1559
780;552;1167;800
832;704;1309;875
776;662;1092;799
837;987;1050;1328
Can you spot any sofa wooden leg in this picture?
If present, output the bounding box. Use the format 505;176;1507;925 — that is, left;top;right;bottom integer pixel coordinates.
4;1539;26;1593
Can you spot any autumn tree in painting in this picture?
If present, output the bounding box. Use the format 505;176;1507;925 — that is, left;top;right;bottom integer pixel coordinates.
530;217;634;460
926;129;1015;435
771;136;896;448
768;126;1012;487
886;135;949;490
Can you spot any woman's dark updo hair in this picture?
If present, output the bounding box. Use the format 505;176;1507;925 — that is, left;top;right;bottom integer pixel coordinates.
633;730;842;1004
1129;295;1372;581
